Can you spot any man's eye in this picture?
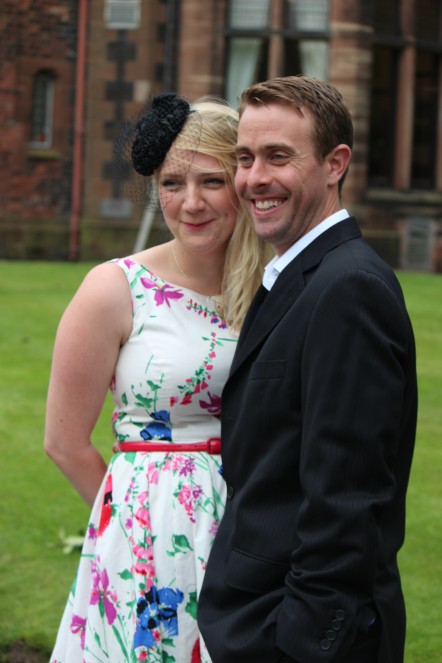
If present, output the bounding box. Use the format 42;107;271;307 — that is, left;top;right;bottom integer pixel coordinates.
272;153;289;162
237;154;252;166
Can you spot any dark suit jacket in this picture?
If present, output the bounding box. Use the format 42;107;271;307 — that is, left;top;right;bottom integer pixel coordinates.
198;218;417;663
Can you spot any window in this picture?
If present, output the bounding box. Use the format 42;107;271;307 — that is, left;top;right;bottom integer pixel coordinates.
368;0;442;190
411;49;439;188
104;0;140;30
31;71;54;148
225;0;330;105
368;46;398;186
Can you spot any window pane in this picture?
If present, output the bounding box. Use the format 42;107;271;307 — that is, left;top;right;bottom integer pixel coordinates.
373;0;400;35
229;0;271;29
226;37;268;105
284;39;328;79
415;0;441;41
285;0;330;31
368;46;397;186
411;50;438;188
31;73;53;146
104;0;140;30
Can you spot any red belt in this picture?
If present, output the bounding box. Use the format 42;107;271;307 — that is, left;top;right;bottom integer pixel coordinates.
118;437;221;454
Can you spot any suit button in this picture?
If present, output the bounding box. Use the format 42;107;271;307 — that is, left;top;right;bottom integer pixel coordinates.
335;609;346;621
319;639;331;651
326;630;336;641
226;485;234;499
331;619;342;631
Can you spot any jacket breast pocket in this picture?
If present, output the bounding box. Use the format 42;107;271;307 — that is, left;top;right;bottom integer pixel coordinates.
226;548;289;594
250;359;286;380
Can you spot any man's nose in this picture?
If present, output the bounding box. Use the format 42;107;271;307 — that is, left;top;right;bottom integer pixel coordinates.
246;159;271;188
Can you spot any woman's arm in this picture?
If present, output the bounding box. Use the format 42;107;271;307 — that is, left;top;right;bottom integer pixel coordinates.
44;262;132;507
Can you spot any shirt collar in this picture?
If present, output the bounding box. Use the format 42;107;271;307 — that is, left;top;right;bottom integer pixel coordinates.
263;209;349;291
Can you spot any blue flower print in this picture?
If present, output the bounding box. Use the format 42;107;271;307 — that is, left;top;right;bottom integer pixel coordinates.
134;586;184;649
140;410;172;441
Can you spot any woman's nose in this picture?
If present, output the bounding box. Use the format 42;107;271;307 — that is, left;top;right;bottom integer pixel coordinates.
182;185;205;212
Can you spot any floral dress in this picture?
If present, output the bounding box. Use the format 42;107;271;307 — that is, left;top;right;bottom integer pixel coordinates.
50;257;238;663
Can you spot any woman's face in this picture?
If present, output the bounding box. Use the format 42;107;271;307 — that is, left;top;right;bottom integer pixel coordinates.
157;150;239;257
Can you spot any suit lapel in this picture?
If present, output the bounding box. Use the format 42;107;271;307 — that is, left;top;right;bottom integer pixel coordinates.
230;218;361;376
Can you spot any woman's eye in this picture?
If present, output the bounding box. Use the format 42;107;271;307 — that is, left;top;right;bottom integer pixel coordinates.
205;177;226;186
160;179;180;189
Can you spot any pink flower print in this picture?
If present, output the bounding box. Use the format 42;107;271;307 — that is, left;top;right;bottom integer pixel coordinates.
170;395;178;407
140;277;184;307
209;520;219;537
125;478;136;503
147;462;159;485
172;455;185;472
134;561;155;582
179;457;195;477
133;542;152;563
124;258;136;269
70;614;86;650
87;524;97;541
177;484;203;523
132;542;155;588
125;517;133;530
135;506;150;527
199;391;222;416
90;565;117;625
134;492;151;528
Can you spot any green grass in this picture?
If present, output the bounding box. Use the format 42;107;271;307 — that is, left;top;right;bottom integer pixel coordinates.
0;262;440;661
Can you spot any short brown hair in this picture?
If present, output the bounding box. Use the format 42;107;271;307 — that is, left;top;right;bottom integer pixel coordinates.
239;76;353;164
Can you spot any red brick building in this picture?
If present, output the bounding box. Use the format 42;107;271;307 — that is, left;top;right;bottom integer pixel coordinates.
1;0;441;270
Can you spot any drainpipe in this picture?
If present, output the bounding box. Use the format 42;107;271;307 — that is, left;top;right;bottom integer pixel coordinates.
69;0;88;261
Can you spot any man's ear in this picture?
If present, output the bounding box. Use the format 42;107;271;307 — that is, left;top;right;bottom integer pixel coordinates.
327;144;352;185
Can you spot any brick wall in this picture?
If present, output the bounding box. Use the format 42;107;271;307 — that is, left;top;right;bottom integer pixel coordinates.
0;0;77;258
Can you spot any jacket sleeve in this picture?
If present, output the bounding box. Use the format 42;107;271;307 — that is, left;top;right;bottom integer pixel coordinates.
276;268;414;661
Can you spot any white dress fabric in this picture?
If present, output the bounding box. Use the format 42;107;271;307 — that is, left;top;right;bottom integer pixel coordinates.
50;257;238;663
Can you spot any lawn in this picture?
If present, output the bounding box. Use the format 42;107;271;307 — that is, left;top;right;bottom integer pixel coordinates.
0;261;440;661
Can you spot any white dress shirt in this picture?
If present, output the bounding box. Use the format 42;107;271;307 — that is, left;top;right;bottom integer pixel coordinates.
262;209;350;291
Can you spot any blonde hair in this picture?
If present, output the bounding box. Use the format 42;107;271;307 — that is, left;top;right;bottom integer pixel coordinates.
171;98;273;331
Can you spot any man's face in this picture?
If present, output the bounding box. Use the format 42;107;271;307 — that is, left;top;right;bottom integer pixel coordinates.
235;103;335;256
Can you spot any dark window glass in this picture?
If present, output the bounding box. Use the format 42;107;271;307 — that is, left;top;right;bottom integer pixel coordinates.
283;39;303;75
373;0;400;35
368;46;397;186
415;0;441;42
411;49;438;188
31;72;53;146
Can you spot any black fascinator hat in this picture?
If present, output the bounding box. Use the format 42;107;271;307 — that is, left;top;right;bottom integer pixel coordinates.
131;92;192;176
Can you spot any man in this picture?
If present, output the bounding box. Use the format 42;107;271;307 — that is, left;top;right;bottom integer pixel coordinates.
198;76;417;663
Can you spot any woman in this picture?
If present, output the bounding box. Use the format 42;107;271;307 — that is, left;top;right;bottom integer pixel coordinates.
44;93;271;662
